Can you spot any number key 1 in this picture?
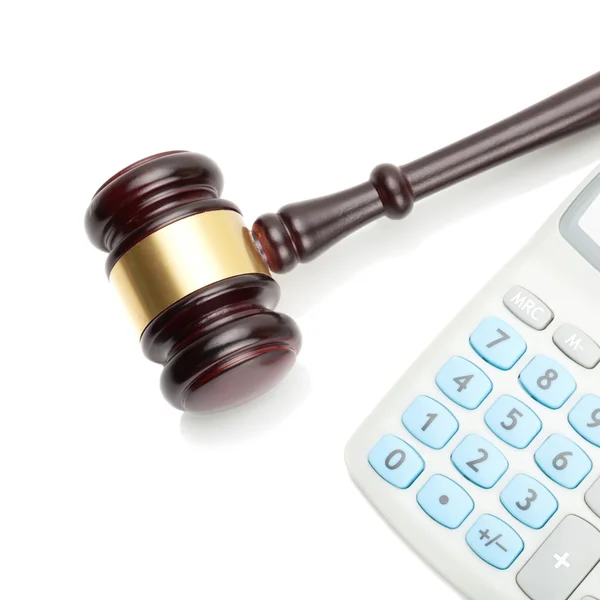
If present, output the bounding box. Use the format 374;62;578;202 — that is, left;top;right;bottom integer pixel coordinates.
402;396;459;449
484;395;542;449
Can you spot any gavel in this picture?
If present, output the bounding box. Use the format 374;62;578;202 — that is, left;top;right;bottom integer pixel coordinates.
85;72;600;413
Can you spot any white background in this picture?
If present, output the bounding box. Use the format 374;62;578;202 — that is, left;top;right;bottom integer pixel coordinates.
2;2;600;598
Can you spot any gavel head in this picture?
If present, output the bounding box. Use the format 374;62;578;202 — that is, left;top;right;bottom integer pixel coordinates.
85;151;301;413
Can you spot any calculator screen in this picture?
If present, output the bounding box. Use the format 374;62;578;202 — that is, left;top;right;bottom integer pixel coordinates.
560;172;600;272
579;193;600;244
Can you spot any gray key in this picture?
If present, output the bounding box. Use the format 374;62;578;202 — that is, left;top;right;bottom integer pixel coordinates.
517;515;600;600
586;478;600;519
503;286;554;330
553;324;600;369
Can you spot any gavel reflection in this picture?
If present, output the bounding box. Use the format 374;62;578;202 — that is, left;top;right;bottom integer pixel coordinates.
85;73;600;413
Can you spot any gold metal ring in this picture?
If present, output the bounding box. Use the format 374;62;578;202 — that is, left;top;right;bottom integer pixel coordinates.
110;210;270;335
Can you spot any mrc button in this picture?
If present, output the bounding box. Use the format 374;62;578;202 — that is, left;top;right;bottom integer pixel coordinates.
503;286;554;331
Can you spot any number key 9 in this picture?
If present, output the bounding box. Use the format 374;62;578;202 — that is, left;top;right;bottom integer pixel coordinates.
569;394;600;448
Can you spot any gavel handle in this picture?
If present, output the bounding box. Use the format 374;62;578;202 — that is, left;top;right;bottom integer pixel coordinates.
253;71;600;273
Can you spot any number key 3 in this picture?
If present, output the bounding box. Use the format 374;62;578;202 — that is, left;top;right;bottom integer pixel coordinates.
451;434;509;489
500;474;558;529
569;394;600;448
519;355;576;409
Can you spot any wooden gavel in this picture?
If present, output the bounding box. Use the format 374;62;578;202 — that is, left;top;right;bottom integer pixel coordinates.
85;73;600;413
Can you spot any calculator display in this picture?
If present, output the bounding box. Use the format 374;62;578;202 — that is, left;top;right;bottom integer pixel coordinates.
560;173;600;272
579;193;600;245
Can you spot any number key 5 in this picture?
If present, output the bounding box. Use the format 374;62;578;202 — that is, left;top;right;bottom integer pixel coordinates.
535;434;592;489
519;355;577;409
484;395;542;449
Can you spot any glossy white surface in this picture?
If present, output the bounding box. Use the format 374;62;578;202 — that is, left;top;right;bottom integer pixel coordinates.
2;2;600;598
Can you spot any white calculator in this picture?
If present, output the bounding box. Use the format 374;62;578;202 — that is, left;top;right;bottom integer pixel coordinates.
345;165;600;600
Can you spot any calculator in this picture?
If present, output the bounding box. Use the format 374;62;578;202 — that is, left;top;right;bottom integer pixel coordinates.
345;165;600;600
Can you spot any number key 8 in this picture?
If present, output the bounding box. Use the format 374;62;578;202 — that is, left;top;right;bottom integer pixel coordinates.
519;355;577;409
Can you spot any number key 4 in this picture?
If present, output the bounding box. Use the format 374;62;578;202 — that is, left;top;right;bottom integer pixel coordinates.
436;357;492;410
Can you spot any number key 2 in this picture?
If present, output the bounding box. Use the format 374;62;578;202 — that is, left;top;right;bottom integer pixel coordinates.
436;357;492;410
451;434;509;489
534;434;592;489
519;355;576;409
470;317;527;370
569;394;600;447
484;395;542;449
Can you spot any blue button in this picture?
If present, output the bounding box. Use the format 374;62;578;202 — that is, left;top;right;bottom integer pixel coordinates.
466;514;524;570
519;355;576;409
535;434;592;489
470;317;527;370
436;357;492;410
451;434;509;489
417;475;474;529
368;435;425;489
402;396;459;449
500;474;558;529
569;394;600;448
484;395;542;449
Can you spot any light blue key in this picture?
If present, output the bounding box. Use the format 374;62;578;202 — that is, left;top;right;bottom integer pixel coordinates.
569;394;600;448
451;434;509;489
402;396;459;449
466;514;524;570
500;474;558;529
484;395;542;449
519;355;576;409
470;317;527;370
368;435;425;489
436;357;492;410
417;474;474;529
535;434;592;489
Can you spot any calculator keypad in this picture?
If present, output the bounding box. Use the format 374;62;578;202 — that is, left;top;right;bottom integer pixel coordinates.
519;355;577;409
358;283;600;588
451;434;509;489
436;356;492;409
484;395;542;449
500;474;558;529
368;435;425;489
534;434;592;489
470;316;527;370
417;474;474;529
569;394;600;447
466;514;524;570
402;396;459;449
